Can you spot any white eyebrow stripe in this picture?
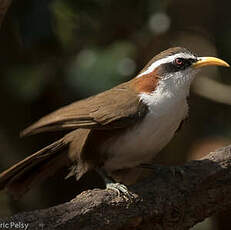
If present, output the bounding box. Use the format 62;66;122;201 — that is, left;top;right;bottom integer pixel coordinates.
136;52;195;78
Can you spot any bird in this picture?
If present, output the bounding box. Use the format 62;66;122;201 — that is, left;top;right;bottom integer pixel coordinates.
0;47;229;199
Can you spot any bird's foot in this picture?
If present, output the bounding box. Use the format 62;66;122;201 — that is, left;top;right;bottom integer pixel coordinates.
106;182;134;199
96;168;134;200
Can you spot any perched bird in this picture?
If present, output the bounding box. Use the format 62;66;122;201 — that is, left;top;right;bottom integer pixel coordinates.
0;47;229;198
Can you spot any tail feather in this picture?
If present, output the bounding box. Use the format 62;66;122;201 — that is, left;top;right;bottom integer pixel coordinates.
0;138;70;199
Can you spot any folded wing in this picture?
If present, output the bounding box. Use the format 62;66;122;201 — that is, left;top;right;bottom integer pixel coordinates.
21;82;148;136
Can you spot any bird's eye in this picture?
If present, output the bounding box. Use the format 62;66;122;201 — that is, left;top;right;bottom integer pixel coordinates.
175;58;184;66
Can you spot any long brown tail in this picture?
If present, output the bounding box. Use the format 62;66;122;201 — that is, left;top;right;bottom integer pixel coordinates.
0;137;71;199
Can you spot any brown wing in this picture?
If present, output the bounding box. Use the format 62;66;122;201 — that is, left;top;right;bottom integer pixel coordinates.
21;81;148;136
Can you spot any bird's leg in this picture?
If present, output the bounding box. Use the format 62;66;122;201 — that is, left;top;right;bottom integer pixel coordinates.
96;168;134;199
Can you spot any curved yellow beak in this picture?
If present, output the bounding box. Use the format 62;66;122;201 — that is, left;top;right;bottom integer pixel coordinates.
192;57;230;69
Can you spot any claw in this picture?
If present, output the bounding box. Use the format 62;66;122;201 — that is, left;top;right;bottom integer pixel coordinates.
106;182;134;200
96;168;135;200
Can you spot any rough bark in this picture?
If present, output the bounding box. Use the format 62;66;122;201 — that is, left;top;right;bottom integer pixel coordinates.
1;145;231;229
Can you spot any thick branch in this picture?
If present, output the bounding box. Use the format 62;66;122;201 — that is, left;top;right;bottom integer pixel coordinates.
1;145;231;230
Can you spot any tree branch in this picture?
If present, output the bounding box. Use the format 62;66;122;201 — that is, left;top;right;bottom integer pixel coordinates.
1;145;231;230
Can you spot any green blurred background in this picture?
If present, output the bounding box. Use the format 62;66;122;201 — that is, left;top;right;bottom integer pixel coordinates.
0;0;231;229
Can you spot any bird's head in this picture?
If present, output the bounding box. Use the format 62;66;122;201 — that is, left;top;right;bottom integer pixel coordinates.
133;47;229;97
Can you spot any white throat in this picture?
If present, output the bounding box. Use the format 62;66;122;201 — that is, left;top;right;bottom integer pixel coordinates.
140;68;197;109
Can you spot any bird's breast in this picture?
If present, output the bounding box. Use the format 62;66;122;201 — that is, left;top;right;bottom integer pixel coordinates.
102;95;188;172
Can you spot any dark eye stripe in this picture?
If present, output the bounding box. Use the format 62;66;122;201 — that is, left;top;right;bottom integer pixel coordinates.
160;58;197;73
